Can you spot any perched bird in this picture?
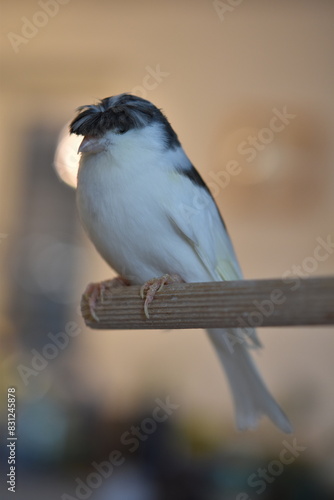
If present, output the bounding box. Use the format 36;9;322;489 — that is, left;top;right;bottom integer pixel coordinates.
70;93;292;433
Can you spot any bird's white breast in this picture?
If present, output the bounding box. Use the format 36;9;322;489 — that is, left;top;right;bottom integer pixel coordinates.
76;149;189;283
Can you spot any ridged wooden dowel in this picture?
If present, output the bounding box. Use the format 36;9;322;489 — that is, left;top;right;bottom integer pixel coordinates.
81;276;334;330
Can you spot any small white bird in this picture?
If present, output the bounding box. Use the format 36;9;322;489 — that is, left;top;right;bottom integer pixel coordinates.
70;93;292;433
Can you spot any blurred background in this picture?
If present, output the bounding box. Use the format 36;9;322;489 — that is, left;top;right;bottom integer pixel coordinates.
1;0;334;498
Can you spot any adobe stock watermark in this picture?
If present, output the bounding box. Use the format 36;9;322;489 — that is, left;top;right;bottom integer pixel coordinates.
236;438;307;499
207;106;296;196
282;235;334;290
223;234;334;352
0;233;8;244
61;396;180;500
178;106;296;222
17;320;81;385
213;0;245;22
131;64;170;99
7;0;71;54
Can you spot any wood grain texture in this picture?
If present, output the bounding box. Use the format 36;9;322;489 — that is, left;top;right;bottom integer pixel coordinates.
81;277;334;330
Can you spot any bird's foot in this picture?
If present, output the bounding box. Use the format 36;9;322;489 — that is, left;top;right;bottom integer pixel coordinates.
83;276;130;321
140;273;183;318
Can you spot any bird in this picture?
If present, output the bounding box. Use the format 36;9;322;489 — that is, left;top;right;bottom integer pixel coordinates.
70;93;292;433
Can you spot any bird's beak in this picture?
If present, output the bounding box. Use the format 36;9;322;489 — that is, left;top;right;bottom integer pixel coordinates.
78;136;109;154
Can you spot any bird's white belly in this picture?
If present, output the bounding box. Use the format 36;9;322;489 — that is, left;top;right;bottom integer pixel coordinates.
76;154;209;284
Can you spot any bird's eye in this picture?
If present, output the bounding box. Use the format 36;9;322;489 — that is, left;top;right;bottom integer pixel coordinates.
117;128;126;134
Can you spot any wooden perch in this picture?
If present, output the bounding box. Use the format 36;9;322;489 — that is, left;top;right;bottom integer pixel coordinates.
81;276;334;330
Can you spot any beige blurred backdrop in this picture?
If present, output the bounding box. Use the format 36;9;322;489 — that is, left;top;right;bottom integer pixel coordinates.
1;0;334;496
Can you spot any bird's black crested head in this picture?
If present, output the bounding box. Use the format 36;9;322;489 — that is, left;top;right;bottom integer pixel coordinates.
70;93;180;149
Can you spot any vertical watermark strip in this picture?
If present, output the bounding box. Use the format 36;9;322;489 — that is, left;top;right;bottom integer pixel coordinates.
6;387;17;493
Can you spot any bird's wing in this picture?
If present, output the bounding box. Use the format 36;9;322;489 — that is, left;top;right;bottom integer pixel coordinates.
165;176;242;283
164;173;261;348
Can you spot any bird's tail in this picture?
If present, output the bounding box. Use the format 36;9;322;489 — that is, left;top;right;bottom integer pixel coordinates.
207;328;292;433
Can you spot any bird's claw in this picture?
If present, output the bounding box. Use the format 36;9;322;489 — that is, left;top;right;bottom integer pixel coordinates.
140;274;183;319
83;276;130;322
